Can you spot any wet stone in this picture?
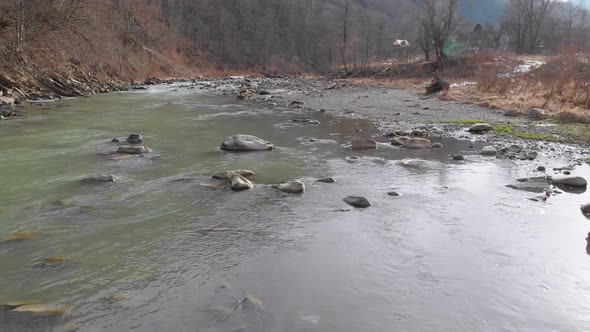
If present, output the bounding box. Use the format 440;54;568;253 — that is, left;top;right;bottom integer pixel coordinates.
343;196;372;208
127;133;143;144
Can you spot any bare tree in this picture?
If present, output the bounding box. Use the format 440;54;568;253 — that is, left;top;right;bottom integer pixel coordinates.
506;0;553;54
8;0;25;51
339;0;351;72
419;0;460;63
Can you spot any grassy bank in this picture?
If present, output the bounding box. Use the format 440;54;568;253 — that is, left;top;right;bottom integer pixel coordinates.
435;119;590;144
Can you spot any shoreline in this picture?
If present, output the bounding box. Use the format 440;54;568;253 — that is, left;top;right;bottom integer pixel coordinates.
229;77;588;166
3;75;589;165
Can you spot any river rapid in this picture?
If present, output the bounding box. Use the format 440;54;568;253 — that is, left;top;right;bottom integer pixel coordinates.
1;82;590;331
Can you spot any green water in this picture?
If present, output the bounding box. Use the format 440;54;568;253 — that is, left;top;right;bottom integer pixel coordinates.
2;85;590;331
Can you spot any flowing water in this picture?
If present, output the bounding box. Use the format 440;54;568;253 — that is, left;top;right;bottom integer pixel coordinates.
1;84;590;331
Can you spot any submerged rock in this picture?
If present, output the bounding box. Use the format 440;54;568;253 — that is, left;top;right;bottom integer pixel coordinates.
292;116;320;125
551;175;587;188
351;139;377;150
1;230;41;243
452;155;465;161
318;177;336;183
117;146;152;154
528;191;551;202
273;180;305;194
391;136;411;146
581;204;590;219
468;123;493;133
11;303;69;315
430;142;443;149
403;138;431;149
111;138;121;143
230;174;254;192
221;134;275;151
506;176;550;193
481;146;497;156
387;192;401;197
343;196;372;208
212;170;255;180
1;301;41;309
37;256;70;267
80;175;119;185
126;133;143;144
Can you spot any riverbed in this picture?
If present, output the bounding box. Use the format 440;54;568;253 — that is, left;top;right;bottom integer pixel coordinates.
1;83;590;331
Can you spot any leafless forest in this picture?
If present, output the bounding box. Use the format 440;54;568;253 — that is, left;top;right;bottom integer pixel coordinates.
0;0;589;77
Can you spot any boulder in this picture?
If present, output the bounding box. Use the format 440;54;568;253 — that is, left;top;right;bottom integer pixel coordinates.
403;138;431;149
351;139;377;150
537;166;546;172
212;170;256;180
510;145;523;153
425;78;450;94
391;136;411;146
525;151;538;161
117;146;152;154
343;196;372;208
274;180;305;194
452;155;465;161
0;96;15;106
230;174;254;192
528;108;546;120
220;135;275;151
581;204;590;219
111;138;121;143
387;192;401;197
551;175;587;188
318;177;336;183
468;123;493;133
127;133;143;144
80;175;119;185
481;146;497;156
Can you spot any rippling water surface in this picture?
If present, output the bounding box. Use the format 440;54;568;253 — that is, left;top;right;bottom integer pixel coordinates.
1;84;590;331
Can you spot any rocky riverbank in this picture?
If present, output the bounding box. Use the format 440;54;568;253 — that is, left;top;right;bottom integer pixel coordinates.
175;76;588;165
4;73;589;167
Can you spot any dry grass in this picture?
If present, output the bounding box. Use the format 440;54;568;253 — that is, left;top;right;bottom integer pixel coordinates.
473;47;590;122
345;49;590;124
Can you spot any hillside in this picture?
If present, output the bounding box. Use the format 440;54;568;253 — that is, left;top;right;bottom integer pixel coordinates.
0;0;417;101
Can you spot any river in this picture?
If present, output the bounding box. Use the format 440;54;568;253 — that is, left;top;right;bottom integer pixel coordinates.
1;83;590;331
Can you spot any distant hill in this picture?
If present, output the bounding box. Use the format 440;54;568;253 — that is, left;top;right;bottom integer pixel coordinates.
460;0;506;25
407;0;506;25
